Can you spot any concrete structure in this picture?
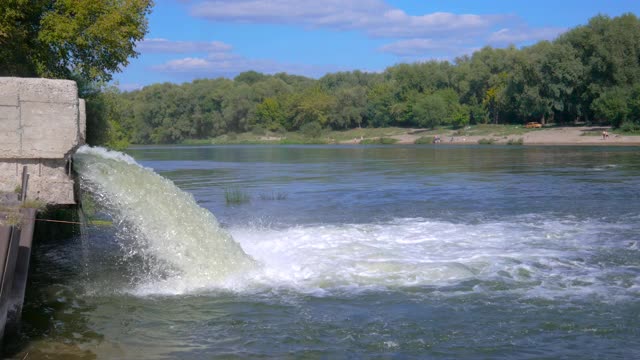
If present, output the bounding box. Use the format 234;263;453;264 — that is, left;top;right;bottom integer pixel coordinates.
1;77;85;345
0;77;86;205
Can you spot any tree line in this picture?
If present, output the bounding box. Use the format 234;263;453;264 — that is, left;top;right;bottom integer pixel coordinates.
100;13;640;146
2;5;640;147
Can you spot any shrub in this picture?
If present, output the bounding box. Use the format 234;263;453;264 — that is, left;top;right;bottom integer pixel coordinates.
251;125;266;136
619;121;640;134
478;138;495;145
506;138;524;145
414;136;435;144
300;122;323;138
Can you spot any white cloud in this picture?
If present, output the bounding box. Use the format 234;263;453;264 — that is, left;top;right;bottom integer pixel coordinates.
137;38;232;53
488;27;566;45
189;0;502;38
152;54;346;78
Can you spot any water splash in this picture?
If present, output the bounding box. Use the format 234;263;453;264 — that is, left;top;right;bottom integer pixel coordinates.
73;146;255;293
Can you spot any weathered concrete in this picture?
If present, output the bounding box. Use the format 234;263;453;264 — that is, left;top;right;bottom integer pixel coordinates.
0;77;86;204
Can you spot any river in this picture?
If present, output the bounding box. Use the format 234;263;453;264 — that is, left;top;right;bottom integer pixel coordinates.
6;144;640;359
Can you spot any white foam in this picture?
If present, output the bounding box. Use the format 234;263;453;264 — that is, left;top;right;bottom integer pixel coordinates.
223;217;638;299
74;146;256;295
74;146;638;300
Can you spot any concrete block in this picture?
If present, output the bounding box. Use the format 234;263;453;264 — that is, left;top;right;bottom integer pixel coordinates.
28;178;75;204
0;160;75;204
78;98;86;144
0;162;19;193
0;106;21;157
17;78;78;104
0;78;19;106
0;77;81;205
20;102;79;158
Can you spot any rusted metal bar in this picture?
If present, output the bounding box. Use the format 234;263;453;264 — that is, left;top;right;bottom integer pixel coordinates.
20;166;29;204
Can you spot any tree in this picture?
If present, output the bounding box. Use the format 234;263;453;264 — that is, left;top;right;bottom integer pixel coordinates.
255;97;287;131
328;86;367;129
366;82;397;127
413;94;448;129
288;87;334;130
0;0;153;83
483;72;508;124
591;87;630;127
85;85;130;149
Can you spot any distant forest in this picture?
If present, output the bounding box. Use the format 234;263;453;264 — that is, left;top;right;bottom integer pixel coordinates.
89;13;640;146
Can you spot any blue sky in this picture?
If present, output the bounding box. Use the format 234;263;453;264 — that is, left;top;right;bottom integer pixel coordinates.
114;0;640;91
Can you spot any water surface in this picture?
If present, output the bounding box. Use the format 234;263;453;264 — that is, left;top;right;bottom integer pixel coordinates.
7;145;640;359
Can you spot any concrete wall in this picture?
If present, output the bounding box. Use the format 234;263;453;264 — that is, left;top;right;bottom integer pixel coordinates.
0;77;86;205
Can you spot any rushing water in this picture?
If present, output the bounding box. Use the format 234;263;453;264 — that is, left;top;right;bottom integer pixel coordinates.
6;145;640;359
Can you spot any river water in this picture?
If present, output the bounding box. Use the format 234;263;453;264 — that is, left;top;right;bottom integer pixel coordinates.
6;145;640;359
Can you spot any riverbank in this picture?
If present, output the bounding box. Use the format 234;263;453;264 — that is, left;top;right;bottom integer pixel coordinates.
391;126;640;146
179;125;640;146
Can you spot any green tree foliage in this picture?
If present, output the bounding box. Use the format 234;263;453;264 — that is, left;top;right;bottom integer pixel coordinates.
255;98;287;131
1;0;153;149
328;86;367;129
94;13;640;144
288;87;335;130
1;0;152;83
413;93;448;129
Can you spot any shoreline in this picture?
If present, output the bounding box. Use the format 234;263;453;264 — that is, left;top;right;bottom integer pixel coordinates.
158;126;640;147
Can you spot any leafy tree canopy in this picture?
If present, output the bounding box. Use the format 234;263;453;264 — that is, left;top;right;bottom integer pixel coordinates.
0;0;153;83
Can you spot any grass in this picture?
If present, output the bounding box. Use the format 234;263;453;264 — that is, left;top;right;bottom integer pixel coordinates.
224;187;251;205
414;136;435;144
0;212;22;227
182;127;411;145
0;198;47;227
359;137;398;145
177;123;633;146
21;199;47;210
329;127;408;141
455;124;534;137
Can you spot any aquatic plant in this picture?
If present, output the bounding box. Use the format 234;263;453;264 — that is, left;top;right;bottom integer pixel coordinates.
478;138;496;145
225;187;251;205
506;138;524;145
259;192;288;201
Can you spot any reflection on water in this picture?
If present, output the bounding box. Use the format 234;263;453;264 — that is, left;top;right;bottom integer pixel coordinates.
4;145;640;359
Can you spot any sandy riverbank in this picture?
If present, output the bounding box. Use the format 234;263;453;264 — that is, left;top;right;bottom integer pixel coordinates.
382;126;640;146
